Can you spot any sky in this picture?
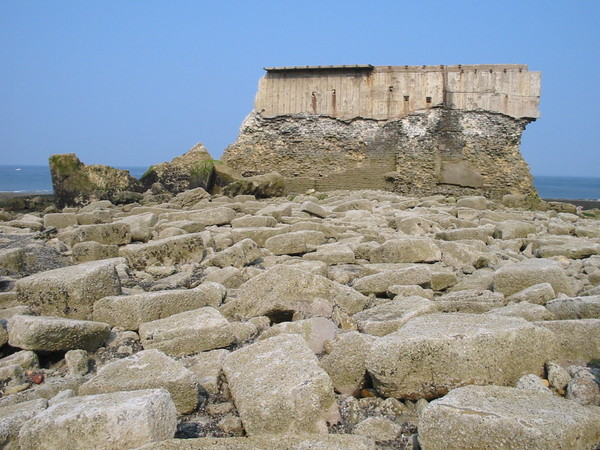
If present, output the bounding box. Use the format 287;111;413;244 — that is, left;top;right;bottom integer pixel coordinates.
1;1;599;177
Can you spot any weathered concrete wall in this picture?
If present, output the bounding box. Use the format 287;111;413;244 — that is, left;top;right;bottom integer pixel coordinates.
255;65;540;120
223;64;541;199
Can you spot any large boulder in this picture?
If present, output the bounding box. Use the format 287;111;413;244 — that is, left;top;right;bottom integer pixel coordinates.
366;313;554;399
49;153;142;207
220;265;369;324
368;238;441;263
119;233;205;269
8;315;111;352
139;143;215;194
222;334;339;435
0;398;48;448
18;389;177;449
223;172;285;198
15;258;122;320
419;385;600;450
534;319;600;361
493;258;575;297
353;297;437;336
92;282;226;330
351;265;432;296
79;349;199;414
138;307;251;356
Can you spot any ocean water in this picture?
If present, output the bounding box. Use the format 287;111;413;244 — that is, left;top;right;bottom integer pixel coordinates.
0;165;599;200
0;165;148;193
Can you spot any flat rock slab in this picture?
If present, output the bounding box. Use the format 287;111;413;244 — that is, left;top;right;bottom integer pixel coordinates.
18;389;177;450
93;282;226;330
367;313;554;399
257;317;338;354
545;296;600;319
138;307;242;356
534;319;600;361
57;222;131;247
8;315;110;352
493;258;574;297
15;258;122;320
220;265;368;324
352;265;432;296
209;238;262;268
222;334;339;435
264;230;326;255
419;385;600;450
369;238;441;263
119;233;205;270
139;435;376;449
353;297;437;336
0;398;47;448
79;349;199;414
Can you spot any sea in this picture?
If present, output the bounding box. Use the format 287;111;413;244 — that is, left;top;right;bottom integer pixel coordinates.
0;165;599;201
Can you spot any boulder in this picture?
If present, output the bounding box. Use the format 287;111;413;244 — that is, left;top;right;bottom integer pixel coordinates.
493;258;574;297
0;398;48;448
71;241;119;263
139;143;215;194
209;238;262;268
545;295;600;319
418;385;600;450
507;282;556;305
16;258;122;320
79;349;199;414
0;248;24;274
257;317;338;354
368;238;441;263
494;220;537;240
367;313;554;399
116;212;158;242
230;226;289;246
92;282;226;330
353;297;437;336
18;389;177;449
49;153;141;207
8;315;110;352
119;233;205;269
222;334;339;435
434;289;506;313
485;301;556;321
181;349;229;395
435;224;495;242
456;196;487;210
220;265;369;324
57;222;131;247
138;307;249;356
264;230;326;256
302;243;356;265
139;435;376;449
320;331;375;395
534;319;600;361
169;187;211;209
231;215;277;228
352;265;432;296
223;172;285;198
42;212;78;230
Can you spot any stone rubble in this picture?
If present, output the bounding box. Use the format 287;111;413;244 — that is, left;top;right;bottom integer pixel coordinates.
0;189;599;448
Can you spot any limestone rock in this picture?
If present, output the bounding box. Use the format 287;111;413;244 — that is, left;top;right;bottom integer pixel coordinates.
353;297;437;336
209;238;262;268
352;265;432;296
418;385;600;450
16;258;122;320
139;435;376;449
434;289;506;313
49;153;141;208
71;241;119;263
93;282;226;330
181;349;229;395
0;398;48;448
368;238;441;263
493;258;574;297
79;349;199;414
119;233;205;269
138;307;245;356
545;295;600;319
220;265;369;324
140;143;214;194
223;172;285;198
264;230;326;255
320;331;375;395
485;301;555;321
57;222;131;247
353;416;401;442
18;389;177;449
507;282;556;305
535;319;600;361
515;373;553;394
367;313;554;399
222;334;339;435
257;317;338;354
8;315;110;352
116;212;158;242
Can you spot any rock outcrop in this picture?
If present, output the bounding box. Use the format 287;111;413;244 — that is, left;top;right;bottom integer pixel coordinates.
49;154;142;207
223;64;541;199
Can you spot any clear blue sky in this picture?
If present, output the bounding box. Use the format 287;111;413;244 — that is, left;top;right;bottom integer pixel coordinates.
1;1;599;176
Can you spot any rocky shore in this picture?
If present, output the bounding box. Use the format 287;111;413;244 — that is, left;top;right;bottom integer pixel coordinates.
0;188;599;448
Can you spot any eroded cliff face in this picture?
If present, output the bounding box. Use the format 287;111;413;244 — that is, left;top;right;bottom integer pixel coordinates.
222;108;537;199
